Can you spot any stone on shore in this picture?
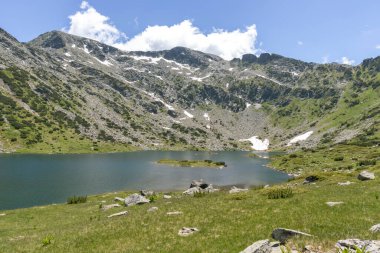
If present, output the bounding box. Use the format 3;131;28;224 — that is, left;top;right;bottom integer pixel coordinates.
124;193;150;206
229;186;248;194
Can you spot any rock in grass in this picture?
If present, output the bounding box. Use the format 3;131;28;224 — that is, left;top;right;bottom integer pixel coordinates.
124;193;150;206
178;227;199;236
239;239;272;253
370;224;380;233
326;202;344;207
0;213;6;216
140;190;154;197
107;211;128;218
229;186;248;194
147;207;158;212
336;239;380;253
101;204;121;211
358;171;375;181
167;211;183;216
163;195;172;199
271;228;312;244
338;181;353;186
114;197;124;202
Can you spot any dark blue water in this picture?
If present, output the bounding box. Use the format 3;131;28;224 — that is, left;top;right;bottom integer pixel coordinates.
0;151;288;210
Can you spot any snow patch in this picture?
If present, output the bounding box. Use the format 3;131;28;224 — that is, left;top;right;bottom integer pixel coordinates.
64;52;71;57
94;57;113;66
239;136;270;151
71;44;76;48
206;124;211;129
226;83;229;88
190;74;211;82
83;45;90;54
287;131;313;146
228;68;234;71
246;103;251;108
203;113;210;121
184;110;194;118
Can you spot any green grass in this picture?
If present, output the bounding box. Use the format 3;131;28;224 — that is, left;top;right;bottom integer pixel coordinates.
0;168;379;252
157;159;227;168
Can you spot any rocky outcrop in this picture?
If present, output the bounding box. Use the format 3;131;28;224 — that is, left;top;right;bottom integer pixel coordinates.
336;239;380;253
239;239;272;253
183;180;218;195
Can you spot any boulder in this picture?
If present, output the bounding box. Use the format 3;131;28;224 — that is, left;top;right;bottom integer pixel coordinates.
370;224;380;233
336;239;380;253
124;193;150;206
183;187;201;195
239;239;272;253
101;203;121;211
190;179;209;189
147;207;158;212
272;228;312;244
326;202;344;207
107;211;128;218
229;186;248;194
140;190;154;197
358;171;375;181
178;227;199;236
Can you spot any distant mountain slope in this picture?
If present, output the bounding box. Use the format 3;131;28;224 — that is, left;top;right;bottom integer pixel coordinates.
0;28;378;153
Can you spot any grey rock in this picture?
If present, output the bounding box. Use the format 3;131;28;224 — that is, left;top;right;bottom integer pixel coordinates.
101;203;121;211
140;190;154;197
124;193;150;206
163;194;172;199
338;181;353;186
336;239;380;253
178;227;199;236
107;211;128;218
229;186;248;194
239;239;271;253
272;228;312;244
147;206;158;212
183;187;201;195
190;179;209;189
370;224;380;233
326;201;344;207
167;211;183;216
358;171;375;181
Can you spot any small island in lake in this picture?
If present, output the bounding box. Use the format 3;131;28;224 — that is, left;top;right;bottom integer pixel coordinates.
157;159;227;168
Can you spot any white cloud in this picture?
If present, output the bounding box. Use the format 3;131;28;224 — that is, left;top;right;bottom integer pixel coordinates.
322;55;329;64
341;56;355;65
66;1;125;45
65;1;258;60
297;41;303;46
376;44;380;49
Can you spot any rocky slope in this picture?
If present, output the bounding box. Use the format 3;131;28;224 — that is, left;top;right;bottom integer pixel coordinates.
0;28;379;152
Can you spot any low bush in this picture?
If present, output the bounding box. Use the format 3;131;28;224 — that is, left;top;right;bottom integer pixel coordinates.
67;195;87;204
357;159;376;166
267;187;293;199
334;156;344;161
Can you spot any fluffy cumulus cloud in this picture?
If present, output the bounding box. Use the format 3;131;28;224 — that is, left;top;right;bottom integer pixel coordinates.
376;44;380;49
66;1;125;45
341;56;355;65
65;1;258;60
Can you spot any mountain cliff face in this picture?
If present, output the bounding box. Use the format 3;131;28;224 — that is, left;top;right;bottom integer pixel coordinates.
0;28;379;153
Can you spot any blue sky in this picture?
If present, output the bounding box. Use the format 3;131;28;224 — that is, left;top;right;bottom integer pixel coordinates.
1;0;380;64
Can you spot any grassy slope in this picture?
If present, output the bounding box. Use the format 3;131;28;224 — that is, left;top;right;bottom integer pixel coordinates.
0;158;379;253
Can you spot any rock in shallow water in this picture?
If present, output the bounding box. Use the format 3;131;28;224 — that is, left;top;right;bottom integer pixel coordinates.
124;193;150;206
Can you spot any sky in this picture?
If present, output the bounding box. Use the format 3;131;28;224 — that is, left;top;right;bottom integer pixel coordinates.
1;0;380;64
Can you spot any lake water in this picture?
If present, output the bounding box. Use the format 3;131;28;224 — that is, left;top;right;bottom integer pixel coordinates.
0;151;288;210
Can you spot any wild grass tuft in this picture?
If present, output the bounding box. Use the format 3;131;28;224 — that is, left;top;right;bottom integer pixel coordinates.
67;195;87;204
267;187;293;199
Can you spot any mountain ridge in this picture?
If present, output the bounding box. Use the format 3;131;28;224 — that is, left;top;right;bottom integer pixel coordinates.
0;28;378;153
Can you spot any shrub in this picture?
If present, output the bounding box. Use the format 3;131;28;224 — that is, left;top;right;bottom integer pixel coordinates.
67;195;87;204
334;156;344;161
148;195;158;202
358;160;376;166
41;235;53;246
289;154;297;158
267;187;293;199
